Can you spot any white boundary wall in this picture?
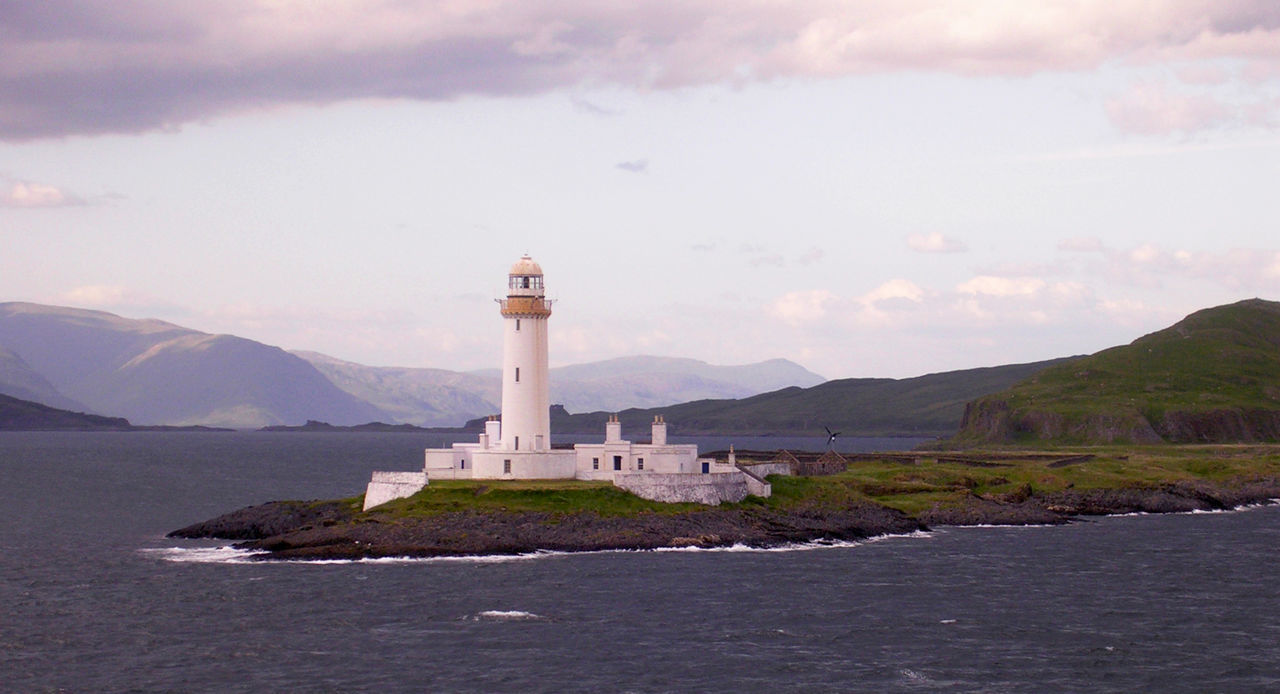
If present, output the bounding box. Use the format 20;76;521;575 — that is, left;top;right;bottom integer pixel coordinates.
363;471;428;511
613;471;755;505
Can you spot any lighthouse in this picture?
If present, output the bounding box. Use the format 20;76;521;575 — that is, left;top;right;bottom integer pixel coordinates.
363;252;763;508
498;255;552;451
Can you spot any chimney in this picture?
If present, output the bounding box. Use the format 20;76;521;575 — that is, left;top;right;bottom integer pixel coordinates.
605;414;623;444
484;415;501;449
651;415;667;446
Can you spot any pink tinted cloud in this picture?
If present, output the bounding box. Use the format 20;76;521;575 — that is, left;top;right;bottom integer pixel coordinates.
907;232;967;253
0;180;83;208
2;1;1280;139
1104;82;1235;135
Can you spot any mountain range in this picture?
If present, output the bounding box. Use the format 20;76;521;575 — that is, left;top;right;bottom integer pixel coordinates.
5;299;1273;441
0;302;824;428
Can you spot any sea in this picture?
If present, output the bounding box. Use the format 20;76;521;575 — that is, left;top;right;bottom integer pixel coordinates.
3;431;1280;693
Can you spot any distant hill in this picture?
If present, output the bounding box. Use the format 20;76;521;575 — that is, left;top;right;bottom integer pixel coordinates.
949;299;1280;445
548;355;825;413
0;392;132;430
0;302;385;428
538;357;1075;438
0;344;88;412
293;351;500;427
298;352;825;426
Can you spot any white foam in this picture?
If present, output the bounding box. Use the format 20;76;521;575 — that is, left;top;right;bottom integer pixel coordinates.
1182;500;1277;515
956;522;1064;528
139;546;264;564
470;610;544;621
140;529;939;565
644;530;934;554
300;553;549;565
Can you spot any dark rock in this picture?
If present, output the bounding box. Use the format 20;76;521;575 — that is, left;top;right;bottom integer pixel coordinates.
167;500;355;540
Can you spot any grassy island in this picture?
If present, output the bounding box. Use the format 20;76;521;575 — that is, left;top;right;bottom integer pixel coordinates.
171;444;1280;560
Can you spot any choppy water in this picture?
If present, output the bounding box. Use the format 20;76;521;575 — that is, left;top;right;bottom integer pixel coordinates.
3;432;1280;692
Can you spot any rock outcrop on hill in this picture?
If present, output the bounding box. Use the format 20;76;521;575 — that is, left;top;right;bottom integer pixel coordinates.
949;299;1280;446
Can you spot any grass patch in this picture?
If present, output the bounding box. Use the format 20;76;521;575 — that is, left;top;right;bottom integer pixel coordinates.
360;445;1280;521
366;479;706;518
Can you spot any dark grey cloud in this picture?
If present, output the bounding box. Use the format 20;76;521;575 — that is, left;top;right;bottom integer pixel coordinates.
1;1;1278;141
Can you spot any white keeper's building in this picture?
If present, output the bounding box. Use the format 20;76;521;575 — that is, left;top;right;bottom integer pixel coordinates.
363;255;770;510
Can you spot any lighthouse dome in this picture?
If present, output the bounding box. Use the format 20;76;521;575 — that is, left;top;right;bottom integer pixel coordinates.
510;255;543;276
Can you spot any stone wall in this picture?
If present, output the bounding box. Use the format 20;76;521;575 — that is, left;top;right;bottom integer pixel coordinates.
363;471;428;511
613;471;760;505
741;462;793;478
734;465;774;498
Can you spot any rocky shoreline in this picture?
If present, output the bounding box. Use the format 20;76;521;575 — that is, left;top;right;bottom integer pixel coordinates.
168;477;1280;561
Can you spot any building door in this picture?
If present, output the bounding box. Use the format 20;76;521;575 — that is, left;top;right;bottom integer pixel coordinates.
613;455;622;471
701;462;709;473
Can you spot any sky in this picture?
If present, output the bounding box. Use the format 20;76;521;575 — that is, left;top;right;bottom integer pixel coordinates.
1;1;1278;380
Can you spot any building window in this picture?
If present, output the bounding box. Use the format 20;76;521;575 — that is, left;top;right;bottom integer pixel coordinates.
515;319;521;331
637;457;644;470
514;435;519;450
460;459;466;469
515;367;520;383
504;459;511;474
592;457;599;470
613;455;622;471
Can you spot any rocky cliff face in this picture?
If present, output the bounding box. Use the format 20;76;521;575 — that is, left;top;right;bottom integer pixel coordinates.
956;398;1280;445
1154;409;1280;443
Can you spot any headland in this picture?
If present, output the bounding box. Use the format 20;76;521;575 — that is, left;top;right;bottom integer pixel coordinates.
170;444;1280;560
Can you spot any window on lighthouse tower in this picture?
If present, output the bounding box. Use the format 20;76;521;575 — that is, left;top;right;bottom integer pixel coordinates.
515;367;520;383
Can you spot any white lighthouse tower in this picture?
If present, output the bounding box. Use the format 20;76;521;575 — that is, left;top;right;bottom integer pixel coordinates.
362;252;764;508
498;255;552;451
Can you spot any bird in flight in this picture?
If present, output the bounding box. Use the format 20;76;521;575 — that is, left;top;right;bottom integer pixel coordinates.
824;426;840;451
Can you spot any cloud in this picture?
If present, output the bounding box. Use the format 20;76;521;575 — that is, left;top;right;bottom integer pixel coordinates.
1104;81;1235;135
956;275;1047;297
4;2;1280;140
615;159;649;173
769;289;834;326
861;279;925;304
0;180;83;208
58;285;133;306
907;232;967;253
54;285;178;313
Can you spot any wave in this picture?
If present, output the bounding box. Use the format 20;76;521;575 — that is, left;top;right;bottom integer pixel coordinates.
138;546;263;564
467;610;545;621
140;545;553;565
1113;499;1278;518
141;530;937;565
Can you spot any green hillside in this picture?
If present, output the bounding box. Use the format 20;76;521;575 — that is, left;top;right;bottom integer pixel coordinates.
547;357;1075;437
949;299;1280;445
